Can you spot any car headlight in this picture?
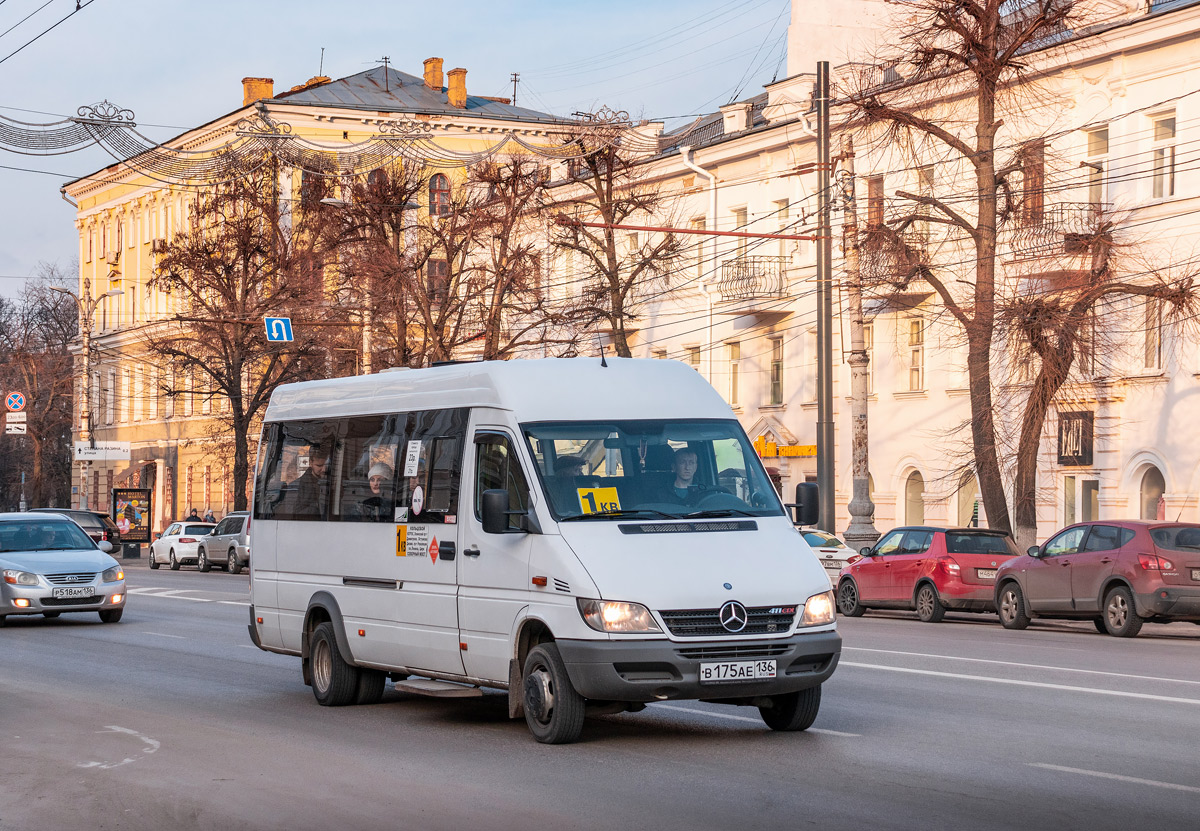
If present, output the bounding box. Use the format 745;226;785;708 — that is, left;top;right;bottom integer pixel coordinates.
800;590;836;626
102;566;124;583
3;569;39;586
578;598;662;633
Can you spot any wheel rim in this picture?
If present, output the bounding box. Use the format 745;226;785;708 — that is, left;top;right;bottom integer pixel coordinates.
917;587;933;618
229;550;237;569
170;550;176;566
1107;594;1128;629
839;582;856;611
199;551;206;568
1000;589;1017;622
525;662;555;726
312;638;332;694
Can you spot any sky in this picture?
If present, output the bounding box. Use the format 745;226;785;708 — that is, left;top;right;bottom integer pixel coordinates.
0;0;794;297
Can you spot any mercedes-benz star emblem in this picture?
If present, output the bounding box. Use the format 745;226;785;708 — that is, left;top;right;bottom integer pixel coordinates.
718;600;748;633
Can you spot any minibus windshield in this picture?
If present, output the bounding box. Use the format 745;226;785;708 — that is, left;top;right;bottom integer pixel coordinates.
523;419;786;521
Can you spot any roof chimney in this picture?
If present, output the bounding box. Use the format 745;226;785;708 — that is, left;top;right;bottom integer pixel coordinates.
242;77;274;107
423;57;444;91
447;67;468;108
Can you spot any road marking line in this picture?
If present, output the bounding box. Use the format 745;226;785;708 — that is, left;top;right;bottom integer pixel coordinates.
125;587;171;594
841;662;1200;705
656;704;860;736
1028;763;1200;794
845;647;1200;687
217;601;249;606
145;632;186;639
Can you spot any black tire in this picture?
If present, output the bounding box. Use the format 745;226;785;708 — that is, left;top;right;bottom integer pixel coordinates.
522;643;586;744
43;611;61;619
1093;617;1107;634
1103;586;1143;638
148;549;159;570
310;621;360;706
355;669;387;705
228;549;242;575
915;583;946;623
198;548;211;573
759;685;821;731
169;549;180;571
99;608;123;623
837;578;865;617
997;581;1031;630
0;615;6;627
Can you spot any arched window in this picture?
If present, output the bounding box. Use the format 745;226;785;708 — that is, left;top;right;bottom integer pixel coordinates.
1140;466;1165;520
905;471;925;525
957;472;979;527
429;173;450;217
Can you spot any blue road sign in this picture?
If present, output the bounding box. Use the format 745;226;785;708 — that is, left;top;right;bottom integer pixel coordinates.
5;391;25;411
264;317;294;342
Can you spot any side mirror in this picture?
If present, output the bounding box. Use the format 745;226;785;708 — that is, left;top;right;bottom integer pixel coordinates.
859;546;873;557
154;532;162;540
98;540;113;553
1027;545;1041;558
787;482;820;527
482;489;515;535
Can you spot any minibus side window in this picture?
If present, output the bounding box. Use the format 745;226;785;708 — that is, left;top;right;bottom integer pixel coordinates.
474;433;530;531
340;414;400;523
267;420;344;521
397;408;467;523
253;423;283;520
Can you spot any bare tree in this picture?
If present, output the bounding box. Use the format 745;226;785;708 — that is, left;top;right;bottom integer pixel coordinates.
0;265;76;508
146;156;338;511
846;0;1198;543
548;114;684;357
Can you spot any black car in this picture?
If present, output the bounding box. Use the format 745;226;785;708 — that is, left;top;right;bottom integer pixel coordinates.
28;509;122;546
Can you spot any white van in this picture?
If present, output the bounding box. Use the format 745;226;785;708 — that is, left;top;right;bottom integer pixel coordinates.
247;357;840;743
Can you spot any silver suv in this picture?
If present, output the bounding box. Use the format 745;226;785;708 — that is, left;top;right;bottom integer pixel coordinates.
196;511;250;574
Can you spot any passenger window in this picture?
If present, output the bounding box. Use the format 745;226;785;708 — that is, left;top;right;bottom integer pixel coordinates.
1082;524;1122;552
340;415;400;523
1043;527;1086;557
474;433;531;532
254;420;343;521
901;530;934;554
874;530;905;557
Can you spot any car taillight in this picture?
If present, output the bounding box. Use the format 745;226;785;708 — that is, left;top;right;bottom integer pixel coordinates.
180;537;196;544
1138;553;1173;570
939;556;961;573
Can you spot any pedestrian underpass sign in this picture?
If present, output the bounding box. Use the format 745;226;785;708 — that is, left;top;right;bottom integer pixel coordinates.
264;317;294;342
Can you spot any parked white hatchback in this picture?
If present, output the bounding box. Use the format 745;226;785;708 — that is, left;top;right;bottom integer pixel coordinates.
148;521;215;570
0;512;127;625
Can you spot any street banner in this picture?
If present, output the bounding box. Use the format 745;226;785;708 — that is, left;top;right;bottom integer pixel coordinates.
74;441;131;461
112;488;152;544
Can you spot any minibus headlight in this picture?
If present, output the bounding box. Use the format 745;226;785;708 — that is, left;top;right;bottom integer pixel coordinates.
800;590;836;626
577;599;662;633
3;569;39;586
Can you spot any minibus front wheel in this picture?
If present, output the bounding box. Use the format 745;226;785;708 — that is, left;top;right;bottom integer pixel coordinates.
522;644;585;744
759;685;821;731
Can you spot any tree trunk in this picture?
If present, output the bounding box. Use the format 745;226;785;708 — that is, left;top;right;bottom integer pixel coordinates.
1012;346;1074;549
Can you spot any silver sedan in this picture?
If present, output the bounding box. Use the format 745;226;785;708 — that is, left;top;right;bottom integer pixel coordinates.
0;512;127;625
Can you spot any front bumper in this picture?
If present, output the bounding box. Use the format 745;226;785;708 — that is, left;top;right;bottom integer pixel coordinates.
1136;587;1200;619
2;581;126;615
555;629;841;703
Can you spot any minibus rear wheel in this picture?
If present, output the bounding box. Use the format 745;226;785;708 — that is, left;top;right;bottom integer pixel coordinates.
310;621;360;706
759;685;821;731
522;644;585;744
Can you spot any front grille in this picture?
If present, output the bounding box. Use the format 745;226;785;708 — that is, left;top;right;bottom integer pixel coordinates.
660;605;797;638
45;572;98;585
620;520;757;535
41;595;102;606
676;644;791;660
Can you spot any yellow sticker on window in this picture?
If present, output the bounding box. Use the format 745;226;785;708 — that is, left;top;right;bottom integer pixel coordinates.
577;487;621;515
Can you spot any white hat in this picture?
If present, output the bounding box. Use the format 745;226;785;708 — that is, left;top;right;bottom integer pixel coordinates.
368;463;393;479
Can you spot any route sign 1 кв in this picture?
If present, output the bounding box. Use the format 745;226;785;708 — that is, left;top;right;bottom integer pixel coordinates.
264;317;294;342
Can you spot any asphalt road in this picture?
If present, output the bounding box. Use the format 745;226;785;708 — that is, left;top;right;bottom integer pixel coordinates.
3;563;1199;831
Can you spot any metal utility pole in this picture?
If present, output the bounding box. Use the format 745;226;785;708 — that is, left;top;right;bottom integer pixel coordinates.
839;134;879;550
510;72;520;106
815;62;835;532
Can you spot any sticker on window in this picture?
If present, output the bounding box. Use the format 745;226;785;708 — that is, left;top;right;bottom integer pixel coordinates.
403;440;423;478
577;487;621;515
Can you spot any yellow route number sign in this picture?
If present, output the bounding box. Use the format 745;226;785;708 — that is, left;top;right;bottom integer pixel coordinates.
577;487;621;515
396;524;408;556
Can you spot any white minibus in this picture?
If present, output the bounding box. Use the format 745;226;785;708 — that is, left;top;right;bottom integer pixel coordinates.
247;357;841;743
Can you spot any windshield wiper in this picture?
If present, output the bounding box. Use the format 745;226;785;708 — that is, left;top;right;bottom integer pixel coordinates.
561;508;678;521
683;508;759;519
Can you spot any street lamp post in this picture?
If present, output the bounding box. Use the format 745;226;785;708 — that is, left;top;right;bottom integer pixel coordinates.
50;276;123;511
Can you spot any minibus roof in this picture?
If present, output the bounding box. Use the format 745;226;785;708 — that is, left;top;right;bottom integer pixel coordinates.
263;357;734;423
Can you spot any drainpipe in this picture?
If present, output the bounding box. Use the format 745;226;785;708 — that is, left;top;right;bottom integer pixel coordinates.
679;145;718;381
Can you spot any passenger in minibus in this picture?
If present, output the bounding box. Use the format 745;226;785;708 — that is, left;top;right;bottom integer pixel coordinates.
282;444;333;519
352;463;394;522
659;447;700;503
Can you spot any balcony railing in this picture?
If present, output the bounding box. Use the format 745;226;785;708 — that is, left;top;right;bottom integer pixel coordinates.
1007;202;1111;260
716;256;788;301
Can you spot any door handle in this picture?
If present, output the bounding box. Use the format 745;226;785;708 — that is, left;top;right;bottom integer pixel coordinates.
463;545;481;558
1059;560;1071;567
1100;557;1113;564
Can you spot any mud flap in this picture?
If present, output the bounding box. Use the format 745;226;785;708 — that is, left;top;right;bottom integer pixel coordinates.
507;658;524;719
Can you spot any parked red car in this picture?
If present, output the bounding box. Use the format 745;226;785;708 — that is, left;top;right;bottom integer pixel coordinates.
836;526;1019;622
994;521;1200;637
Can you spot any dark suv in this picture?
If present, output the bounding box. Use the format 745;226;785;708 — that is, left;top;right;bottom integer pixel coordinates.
28;508;122;547
995;521;1200;637
836;526;1020;622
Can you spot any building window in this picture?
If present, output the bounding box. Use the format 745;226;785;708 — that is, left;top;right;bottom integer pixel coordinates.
690;217;706;281
769;337;784;405
299;170;325;211
775;199;790;259
732;207;748;257
905;471;925;524
652;348;667;360
727;342;741;406
105;369;115;425
866;175;884;228
907;318;924;391
686;345;701;371
86;227;93;262
429;173;451;218
1085;126;1108;209
1022;140;1045;224
427;259;450;304
1140;466;1166;520
915;165;934;243
1151;114;1176;200
1144;299;1162;369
